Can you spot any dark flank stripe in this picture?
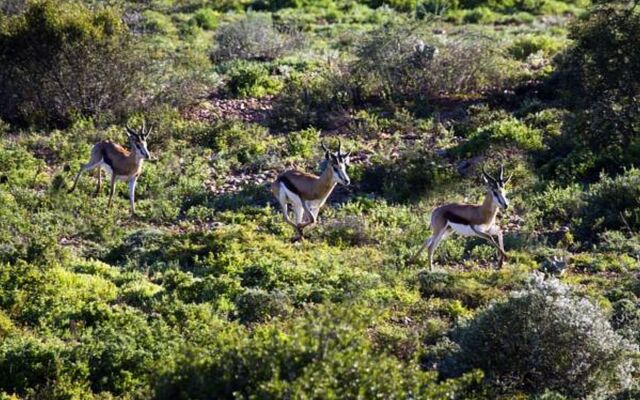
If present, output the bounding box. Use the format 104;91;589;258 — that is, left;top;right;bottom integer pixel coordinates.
444;211;470;225
278;176;302;197
102;148;114;169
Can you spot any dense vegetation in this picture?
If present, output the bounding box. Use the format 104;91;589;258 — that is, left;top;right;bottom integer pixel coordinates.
1;0;639;398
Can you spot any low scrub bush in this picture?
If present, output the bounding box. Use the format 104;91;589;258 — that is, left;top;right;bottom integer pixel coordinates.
0;0;148;127
235;288;293;323
285;127;320;159
212;13;303;62
579;168;640;238
365;0;418;12
455;117;544;157
353;24;506;106
271;63;355;130
362;147;456;202
529;183;583;229
192;8;220;30
509;34;565;61
225;61;283;98
443;275;638;398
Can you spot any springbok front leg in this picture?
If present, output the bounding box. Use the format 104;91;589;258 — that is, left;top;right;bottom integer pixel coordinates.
487;225;507;267
471;226;507;265
298;201;317;230
128;177;138;216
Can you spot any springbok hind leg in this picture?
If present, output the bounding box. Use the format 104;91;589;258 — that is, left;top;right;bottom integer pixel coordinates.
69;161;100;193
427;228;451;271
94;168;102;197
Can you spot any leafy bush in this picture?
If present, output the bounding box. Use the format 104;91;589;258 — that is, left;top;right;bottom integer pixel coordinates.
509;34;565;61
455;117;544;157
156;307;484;400
365;0;418;12
363;146;456;202
444;276;638;398
555;1;640;176
192;8;220;30
0;0;147;127
353;24;506;105
225;61;283;98
579;168;640;237
235;288;293;323
529;183;583;229
285;127;320;159
271;63;355;130
212;13;303;62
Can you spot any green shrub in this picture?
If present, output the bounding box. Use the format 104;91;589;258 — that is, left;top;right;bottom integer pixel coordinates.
213;13;303;62
271;64;354;130
142;10;176;35
235;288;293;323
156;307;484;399
363;147;456;202
285;127;320;159
455;117;544;157
509;34;565;61
579;168;640;237
0;0;147;127
556;1;640;176
463;6;496;23
529;184;583;229
353;24;505;105
225;61;283;98
192;8;220;30
365;0;418;12
0;336;69;396
444;276;637;398
417;0;459;18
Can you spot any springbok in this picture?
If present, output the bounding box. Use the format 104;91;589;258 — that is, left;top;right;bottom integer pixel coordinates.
271;140;351;241
68;121;153;216
410;166;512;270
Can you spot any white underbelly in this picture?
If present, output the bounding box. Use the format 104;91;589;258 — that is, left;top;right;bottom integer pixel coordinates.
448;222;488;237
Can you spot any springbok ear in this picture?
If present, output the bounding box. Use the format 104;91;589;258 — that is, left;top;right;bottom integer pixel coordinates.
482;173;489;184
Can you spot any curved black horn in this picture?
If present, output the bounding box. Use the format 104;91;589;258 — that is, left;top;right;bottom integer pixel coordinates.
125;122;136;137
321;141;330;153
482;165;496;182
338;138;343;155
141;118;146;137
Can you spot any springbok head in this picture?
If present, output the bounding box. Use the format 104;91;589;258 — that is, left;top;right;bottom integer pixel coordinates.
482;165;512;210
125;119;153;160
321;139;351;186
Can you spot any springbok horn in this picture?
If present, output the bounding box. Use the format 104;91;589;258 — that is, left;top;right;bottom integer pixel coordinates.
338;138;343;155
125;122;136;137
482;165;496;182
141;118;146;137
321;141;330;153
505;172;513;184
